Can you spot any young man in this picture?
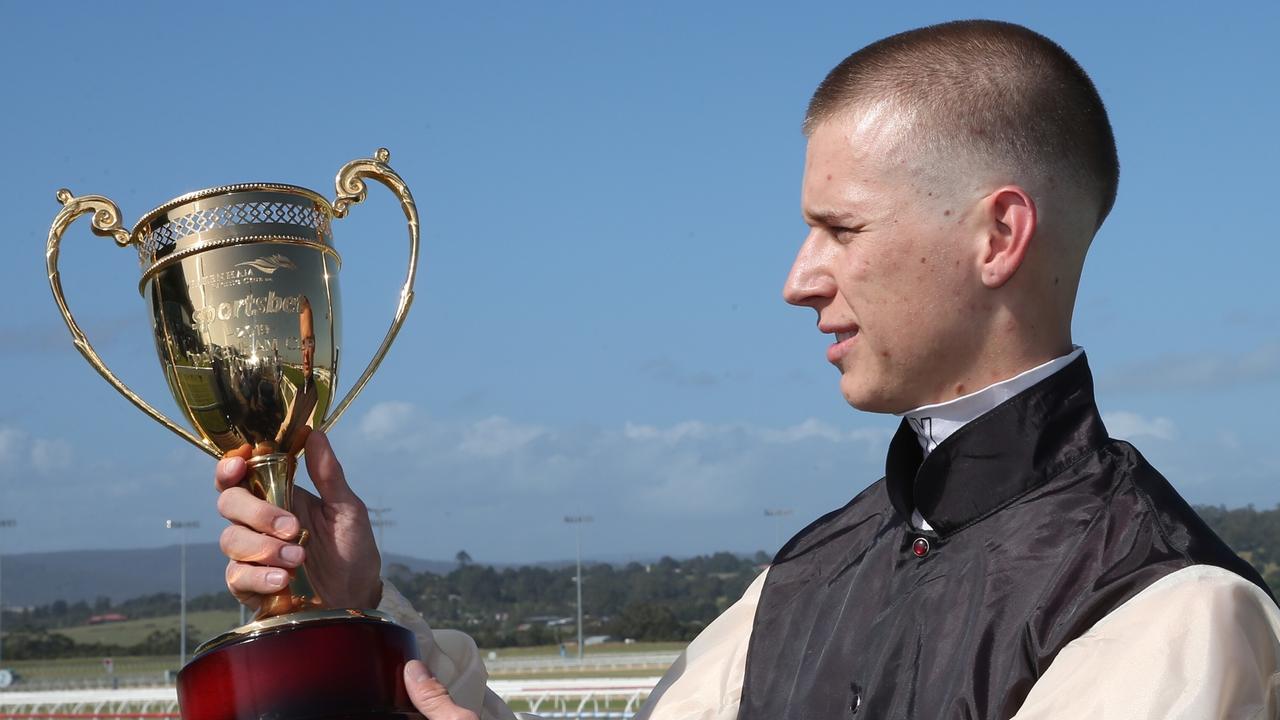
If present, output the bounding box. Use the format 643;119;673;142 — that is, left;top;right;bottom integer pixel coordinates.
216;20;1280;719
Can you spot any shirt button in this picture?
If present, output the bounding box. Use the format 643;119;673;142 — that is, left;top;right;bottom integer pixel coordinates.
912;537;930;557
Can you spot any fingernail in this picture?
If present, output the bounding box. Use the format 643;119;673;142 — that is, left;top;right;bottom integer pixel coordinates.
281;545;304;564
407;661;430;684
265;569;286;586
225;457;245;472
273;516;296;535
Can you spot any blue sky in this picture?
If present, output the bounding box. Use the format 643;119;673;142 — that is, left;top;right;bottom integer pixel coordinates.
1;3;1277;563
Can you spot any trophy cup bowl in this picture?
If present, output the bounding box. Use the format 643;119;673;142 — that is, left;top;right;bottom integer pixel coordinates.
46;149;422;719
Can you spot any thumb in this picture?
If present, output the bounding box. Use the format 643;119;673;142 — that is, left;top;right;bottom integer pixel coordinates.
404;660;477;720
303;430;358;503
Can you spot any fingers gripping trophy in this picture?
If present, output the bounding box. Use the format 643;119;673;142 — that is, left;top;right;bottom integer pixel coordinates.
46;149;423;719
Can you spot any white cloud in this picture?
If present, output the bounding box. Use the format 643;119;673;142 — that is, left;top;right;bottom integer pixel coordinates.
758;419;890;447
623;418;890;448
5;400;1274;564
459;416;547;457
334;407;892;534
31;438;73;475
624;421;711;443
1103;411;1177;441
358;401;418;442
0;426;23;465
0;424;75;478
1103;341;1280;394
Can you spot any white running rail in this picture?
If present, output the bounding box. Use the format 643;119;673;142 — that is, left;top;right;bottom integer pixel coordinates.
487;652;678;673
0;677;663;719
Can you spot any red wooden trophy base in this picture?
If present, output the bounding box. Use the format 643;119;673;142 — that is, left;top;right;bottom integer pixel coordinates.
177;613;422;720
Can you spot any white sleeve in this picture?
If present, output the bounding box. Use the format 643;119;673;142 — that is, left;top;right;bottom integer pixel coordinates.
379;570;768;720
378;580;522;720
634;568;767;720
1012;564;1280;720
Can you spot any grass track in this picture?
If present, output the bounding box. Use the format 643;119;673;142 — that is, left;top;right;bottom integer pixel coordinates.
480;641;685;659
5;655;175;681
54;610;242;647
9;617;683;684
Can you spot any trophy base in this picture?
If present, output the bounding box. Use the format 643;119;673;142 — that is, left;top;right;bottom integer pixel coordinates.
177;610;422;720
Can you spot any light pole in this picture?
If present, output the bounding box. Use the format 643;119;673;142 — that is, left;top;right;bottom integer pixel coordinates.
563;515;592;660
0;519;14;668
764;508;793;553
369;506;395;550
165;520;199;670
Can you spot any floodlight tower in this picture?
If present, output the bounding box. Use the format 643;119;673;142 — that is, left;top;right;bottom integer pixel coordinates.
369;506;395;550
764;508;793;553
563;515;593;660
165;519;199;669
0;519;14;667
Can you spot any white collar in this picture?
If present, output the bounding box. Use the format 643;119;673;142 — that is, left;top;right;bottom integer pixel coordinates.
897;346;1084;533
898;346;1084;457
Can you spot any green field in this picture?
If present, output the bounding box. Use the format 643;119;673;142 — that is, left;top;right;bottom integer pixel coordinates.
8;614;682;684
7;614;680;681
56;610;243;647
49;611;684;659
5;655;175;681
480;641;685;659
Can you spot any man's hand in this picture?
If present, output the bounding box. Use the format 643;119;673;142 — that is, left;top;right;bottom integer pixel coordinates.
404;660;479;720
215;430;382;610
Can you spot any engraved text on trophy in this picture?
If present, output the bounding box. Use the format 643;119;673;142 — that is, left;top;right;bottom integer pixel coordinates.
148;242;340;455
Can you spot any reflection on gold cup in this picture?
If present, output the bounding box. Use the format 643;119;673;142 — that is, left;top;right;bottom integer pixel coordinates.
47;149;417;617
47;149;424;719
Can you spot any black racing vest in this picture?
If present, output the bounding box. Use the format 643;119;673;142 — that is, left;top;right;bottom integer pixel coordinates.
737;355;1272;720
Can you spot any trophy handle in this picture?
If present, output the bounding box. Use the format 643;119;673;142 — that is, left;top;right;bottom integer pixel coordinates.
46;189;220;459
322;148;420;433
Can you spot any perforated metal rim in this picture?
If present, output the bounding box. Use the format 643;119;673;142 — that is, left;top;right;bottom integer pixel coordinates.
131;182;333;238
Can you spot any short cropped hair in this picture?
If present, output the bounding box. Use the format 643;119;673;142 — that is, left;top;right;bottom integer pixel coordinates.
806;20;1119;228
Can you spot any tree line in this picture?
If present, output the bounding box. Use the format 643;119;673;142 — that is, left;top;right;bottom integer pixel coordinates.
1;591;235;661
0;551;763;659
386;550;765;648
3;504;1279;660
1196;505;1280;590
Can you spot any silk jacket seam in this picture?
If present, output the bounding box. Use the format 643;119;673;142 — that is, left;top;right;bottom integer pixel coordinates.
1013;444;1211;691
1111;440;1192;567
1018;474;1122;681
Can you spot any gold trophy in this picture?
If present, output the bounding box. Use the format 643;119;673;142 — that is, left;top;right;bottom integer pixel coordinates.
46;149;423;719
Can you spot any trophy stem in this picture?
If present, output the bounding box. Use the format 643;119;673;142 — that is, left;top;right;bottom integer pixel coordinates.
247;453;297;509
247;453;322;618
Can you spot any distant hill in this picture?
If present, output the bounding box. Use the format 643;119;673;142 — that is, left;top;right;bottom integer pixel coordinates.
4;504;1278;609
0;544;460;607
